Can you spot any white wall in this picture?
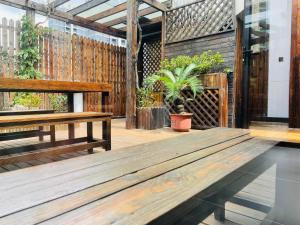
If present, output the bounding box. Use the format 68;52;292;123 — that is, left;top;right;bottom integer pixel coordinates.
235;0;244;15
267;0;292;118
73;93;83;112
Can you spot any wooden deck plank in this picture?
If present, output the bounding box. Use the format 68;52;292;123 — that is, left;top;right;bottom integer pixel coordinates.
0;128;246;190
0;140;105;165
37;157;55;163
36;139;276;225
26;160;46;166
13;162;32;169
0;129;250;222
0;138;276;225
1;164;19;171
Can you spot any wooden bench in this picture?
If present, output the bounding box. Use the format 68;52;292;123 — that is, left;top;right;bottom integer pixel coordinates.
0;109;55;142
0;112;112;165
0;128;278;225
0;77;112;164
0;77;112;143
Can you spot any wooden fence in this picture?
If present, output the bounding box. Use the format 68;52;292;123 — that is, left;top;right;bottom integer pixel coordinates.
0;17;126;116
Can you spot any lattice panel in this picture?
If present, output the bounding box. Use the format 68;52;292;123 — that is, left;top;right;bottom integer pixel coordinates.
165;89;220;129
166;0;234;43
142;40;162;91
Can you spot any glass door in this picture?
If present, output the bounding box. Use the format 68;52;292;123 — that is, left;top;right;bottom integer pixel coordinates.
242;0;270;127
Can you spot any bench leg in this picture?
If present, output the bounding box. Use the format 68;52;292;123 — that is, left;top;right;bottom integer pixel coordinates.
50;125;56;143
68;124;75;139
87;122;93;154
38;126;44;141
102;120;111;151
214;200;225;222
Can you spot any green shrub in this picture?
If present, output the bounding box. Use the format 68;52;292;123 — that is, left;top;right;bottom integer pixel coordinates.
48;94;68;112
137;88;157;108
13;93;42;109
160;50;225;74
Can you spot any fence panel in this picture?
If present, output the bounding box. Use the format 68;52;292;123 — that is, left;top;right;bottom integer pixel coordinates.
0;17;126;117
165;0;234;43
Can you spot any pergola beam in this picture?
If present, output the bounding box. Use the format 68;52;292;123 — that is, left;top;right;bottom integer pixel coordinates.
0;0;125;38
141;0;167;11
104;6;158;27
68;0;109;15
87;0;169;23
51;0;70;8
120;16;162;31
87;2;127;22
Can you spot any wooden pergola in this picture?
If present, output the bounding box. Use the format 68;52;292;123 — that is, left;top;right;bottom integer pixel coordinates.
0;0;169;129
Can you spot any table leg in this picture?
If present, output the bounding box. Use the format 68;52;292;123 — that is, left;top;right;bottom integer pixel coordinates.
87;122;93;154
67;93;75;139
38;126;44;141
102;119;111;151
101;91;109;113
68;124;75;139
214;200;225;222
50;125;56;143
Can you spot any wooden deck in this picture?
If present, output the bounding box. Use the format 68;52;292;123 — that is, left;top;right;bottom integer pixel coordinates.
0;119;196;173
250;121;300;143
0;127;282;225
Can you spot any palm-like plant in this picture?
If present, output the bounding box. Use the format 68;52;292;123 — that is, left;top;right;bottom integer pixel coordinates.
145;63;203;114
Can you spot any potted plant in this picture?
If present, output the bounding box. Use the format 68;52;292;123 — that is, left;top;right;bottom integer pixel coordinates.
145;63;203;132
136;87;165;130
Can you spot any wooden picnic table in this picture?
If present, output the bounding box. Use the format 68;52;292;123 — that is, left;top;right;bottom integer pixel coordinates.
0;128;277;225
0;77;113;163
0;77;112;138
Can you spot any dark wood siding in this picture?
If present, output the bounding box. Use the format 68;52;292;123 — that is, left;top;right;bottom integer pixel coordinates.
165;31;236;127
165;31;235;68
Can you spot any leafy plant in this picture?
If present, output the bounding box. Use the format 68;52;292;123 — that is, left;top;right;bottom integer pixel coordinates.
224;67;233;74
13;93;42;109
145;63;203;114
48;94;68;112
12;16;48;109
137;87;159;108
160;50;225;75
16;16;47;79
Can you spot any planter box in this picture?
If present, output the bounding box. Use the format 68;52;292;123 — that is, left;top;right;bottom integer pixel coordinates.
137;107;165;130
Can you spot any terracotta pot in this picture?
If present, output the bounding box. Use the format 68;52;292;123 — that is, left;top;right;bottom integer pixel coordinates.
170;113;193;132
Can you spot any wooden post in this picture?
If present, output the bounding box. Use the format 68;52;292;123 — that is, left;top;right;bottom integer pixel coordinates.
67;93;75;139
214;200;225;221
50;125;56;143
240;0;251;129
161;11;166;60
101;91;110;113
38;126;44;141
137;40;144;87
25;3;35;23
289;0;300;128
87;122;93;154
126;0;138;129
102;119;111;151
